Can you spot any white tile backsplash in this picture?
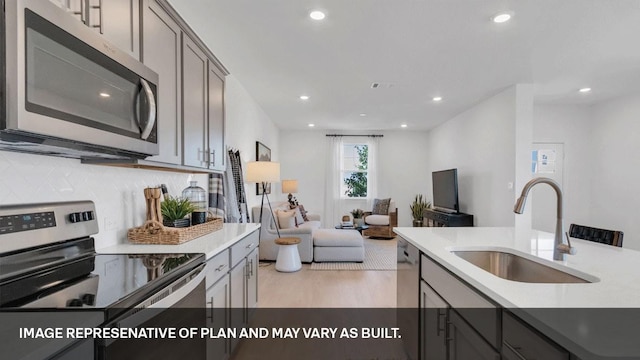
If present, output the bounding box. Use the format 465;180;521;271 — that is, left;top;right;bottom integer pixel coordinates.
0;151;208;249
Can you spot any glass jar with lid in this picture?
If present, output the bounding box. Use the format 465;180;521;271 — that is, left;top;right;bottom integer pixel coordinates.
182;181;207;211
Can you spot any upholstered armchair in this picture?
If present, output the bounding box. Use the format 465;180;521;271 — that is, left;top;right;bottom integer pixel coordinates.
362;199;398;239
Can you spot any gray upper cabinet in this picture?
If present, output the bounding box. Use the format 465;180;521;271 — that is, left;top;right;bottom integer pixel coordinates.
207;63;225;171
142;0;182;164
182;35;208;168
51;0;140;59
89;0;140;59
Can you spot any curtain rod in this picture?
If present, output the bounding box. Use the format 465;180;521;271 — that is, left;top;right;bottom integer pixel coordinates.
325;134;383;138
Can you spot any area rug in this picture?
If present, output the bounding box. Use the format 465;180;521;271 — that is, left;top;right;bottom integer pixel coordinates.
309;237;397;271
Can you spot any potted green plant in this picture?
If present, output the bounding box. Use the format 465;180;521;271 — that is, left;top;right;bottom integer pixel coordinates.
410;194;431;227
161;196;195;228
351;208;365;227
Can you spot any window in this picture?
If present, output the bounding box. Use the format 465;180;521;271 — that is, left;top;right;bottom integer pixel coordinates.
340;143;368;198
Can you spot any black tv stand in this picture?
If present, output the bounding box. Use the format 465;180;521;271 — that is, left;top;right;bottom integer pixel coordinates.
423;208;473;227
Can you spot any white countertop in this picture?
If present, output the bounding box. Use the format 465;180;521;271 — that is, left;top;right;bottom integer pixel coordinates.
98;223;260;260
394;226;640;359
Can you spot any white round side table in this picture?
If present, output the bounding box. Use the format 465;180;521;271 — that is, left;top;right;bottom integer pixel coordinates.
274;237;302;272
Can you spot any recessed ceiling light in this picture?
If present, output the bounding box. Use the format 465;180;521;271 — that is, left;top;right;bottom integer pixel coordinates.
492;12;513;23
99;92;110;98
308;123;315;127
432;96;443;102
579;87;592;93
359;113;367;117
401;124;408;128
299;95;309;100
309;10;325;20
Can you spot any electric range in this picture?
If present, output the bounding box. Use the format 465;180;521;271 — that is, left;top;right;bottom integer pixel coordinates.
0;201;206;359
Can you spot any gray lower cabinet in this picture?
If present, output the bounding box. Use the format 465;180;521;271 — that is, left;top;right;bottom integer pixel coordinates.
418;251;574;360
205;248;231;360
448;311;499;360
142;0;182;164
203;230;259;359
206;274;231;360
420;280;447;360
229;232;259;352
50;0;140;59
502;311;569;360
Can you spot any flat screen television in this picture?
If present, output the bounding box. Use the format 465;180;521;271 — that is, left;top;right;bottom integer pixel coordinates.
432;168;459;213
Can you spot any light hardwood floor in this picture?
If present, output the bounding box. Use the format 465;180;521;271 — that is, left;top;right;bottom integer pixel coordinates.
257;261;397;307
232;253;406;359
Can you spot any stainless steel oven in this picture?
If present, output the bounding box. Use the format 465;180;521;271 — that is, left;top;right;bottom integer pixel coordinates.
0;0;159;159
0;201;206;360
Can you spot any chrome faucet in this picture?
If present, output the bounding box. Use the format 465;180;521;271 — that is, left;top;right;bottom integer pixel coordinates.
514;177;576;261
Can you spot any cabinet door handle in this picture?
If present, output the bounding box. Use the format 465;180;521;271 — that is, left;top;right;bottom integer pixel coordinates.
246;243;254;249
198;148;207;165
249;259;254;277
436;308;446;337
503;341;528;360
72;0;87;24
206;299;214;322
210;150;215;167
215;264;226;272
89;0;103;34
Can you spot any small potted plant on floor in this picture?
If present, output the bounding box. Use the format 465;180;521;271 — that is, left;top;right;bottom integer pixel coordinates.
410;194;431;227
161;196;195;228
351;208;365;227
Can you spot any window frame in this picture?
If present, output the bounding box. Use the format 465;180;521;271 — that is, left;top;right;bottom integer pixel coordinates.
339;142;369;199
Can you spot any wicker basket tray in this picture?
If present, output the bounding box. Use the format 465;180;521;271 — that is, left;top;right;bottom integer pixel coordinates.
127;217;223;245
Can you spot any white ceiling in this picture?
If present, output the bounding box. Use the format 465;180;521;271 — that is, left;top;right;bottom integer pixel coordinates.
169;0;640;131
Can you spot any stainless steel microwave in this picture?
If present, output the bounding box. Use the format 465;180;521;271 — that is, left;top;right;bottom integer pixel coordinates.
0;0;159;159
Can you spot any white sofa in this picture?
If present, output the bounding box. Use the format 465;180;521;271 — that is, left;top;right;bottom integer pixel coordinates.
251;202;321;263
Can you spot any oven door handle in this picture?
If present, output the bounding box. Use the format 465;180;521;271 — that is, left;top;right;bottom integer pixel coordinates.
106;264;206;333
136;78;157;140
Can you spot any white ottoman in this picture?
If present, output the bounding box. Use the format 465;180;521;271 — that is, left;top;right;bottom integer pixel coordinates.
313;229;365;262
275;237;302;272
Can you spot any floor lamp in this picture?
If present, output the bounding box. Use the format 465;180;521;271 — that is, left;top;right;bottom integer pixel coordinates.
246;161;281;239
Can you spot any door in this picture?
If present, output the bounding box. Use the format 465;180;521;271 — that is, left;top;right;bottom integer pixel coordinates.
421;280;448;360
531;143;564;233
448;311;499;360
143;0;182;164
246;248;259;315
206;274;230;360
181;35;208;168
88;0;140;59
229;259;246;352
207;61;225;170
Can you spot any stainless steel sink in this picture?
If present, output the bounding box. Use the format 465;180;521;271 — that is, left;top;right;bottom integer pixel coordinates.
452;250;592;283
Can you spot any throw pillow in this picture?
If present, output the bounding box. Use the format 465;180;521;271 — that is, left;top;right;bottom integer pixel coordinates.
276;209;296;229
372;198;391;215
292;207;305;226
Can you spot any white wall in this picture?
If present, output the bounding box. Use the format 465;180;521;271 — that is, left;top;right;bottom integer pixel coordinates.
224;75;281;215
533;104;594;232
278;130;430;227
0;151;207;249
426;86;533;227
590;93;640;248
533;92;640;250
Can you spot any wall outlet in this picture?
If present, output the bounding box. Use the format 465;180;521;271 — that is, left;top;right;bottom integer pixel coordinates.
104;216;117;231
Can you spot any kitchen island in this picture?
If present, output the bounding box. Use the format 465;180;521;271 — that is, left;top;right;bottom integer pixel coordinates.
395;226;640;360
